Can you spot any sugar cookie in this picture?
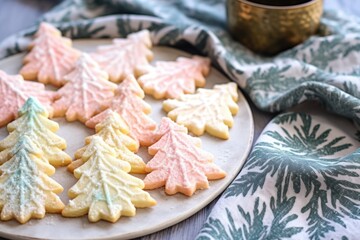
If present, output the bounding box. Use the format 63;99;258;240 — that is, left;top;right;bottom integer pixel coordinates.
20;22;80;87
0;98;65;224
52;53;117;123
163;82;239;139
68;111;146;174
0;135;55;175
62;136;156;223
91;30;153;83
0;70;55;128
138;56;210;99
86;75;156;146
144;117;226;196
0;97;71;167
0;137;64;223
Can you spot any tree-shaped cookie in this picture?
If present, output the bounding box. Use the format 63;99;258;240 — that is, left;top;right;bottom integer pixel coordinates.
52;53;117;123
0;70;55;127
68;111;146;174
0;97;71;167
163;82;239;140
91;30;153;83
144;117;226;196
138;56;211;99
0;135;55;175
0;136;64;223
86;75;157;146
20;22;80;87
62;137;156;223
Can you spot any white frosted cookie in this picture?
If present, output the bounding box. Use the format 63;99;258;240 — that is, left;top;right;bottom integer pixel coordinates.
163;82;239;139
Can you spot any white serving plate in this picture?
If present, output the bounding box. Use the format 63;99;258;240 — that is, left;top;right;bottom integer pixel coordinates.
0;40;254;240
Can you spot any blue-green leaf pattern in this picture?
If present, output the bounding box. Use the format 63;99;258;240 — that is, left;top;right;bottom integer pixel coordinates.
198;113;360;239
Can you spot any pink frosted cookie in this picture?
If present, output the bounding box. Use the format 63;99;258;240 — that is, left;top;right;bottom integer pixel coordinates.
138;56;211;99
0;70;55;127
52;53;117;123
91;30;153;83
20;22;80;87
86;75;157;147
143;117;226;196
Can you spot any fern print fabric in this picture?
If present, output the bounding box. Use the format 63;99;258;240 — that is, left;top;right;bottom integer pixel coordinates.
198;112;360;240
1;0;360;239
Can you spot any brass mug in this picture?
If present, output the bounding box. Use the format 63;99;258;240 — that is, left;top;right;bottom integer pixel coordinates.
226;0;323;55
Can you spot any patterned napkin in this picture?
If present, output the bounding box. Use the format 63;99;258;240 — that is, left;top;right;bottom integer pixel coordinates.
1;0;360;239
197;112;360;239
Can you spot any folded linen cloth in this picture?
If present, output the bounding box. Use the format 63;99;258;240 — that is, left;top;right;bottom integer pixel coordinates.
1;1;360;239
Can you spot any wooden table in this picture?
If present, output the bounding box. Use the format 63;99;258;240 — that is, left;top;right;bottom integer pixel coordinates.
0;0;357;239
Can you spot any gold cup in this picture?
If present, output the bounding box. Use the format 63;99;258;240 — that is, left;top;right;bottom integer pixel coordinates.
227;0;323;55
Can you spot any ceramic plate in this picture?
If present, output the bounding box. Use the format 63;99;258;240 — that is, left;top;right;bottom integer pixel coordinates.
0;40;254;240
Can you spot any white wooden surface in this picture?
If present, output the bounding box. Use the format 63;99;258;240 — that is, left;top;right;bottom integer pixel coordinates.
0;0;356;239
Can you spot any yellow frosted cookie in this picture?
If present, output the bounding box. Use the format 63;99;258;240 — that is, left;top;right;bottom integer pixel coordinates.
0;98;71;167
62;137;156;223
0;136;55;176
0;98;65;224
92;110;139;152
163;82;239;139
0;137;64;224
68;111;146;173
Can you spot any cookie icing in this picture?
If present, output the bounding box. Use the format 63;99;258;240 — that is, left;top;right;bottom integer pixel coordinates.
0;70;55;128
163;82;239;139
52;53;117;123
20;22;80;87
0;97;71;167
0;135;55;175
0;135;64;223
86;75;157;146
138;56;210;99
62;136;156;223
91;30;153;83
68;111;146;174
144;117;226;196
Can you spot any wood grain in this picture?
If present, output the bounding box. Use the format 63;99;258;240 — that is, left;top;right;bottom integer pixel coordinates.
0;0;356;239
